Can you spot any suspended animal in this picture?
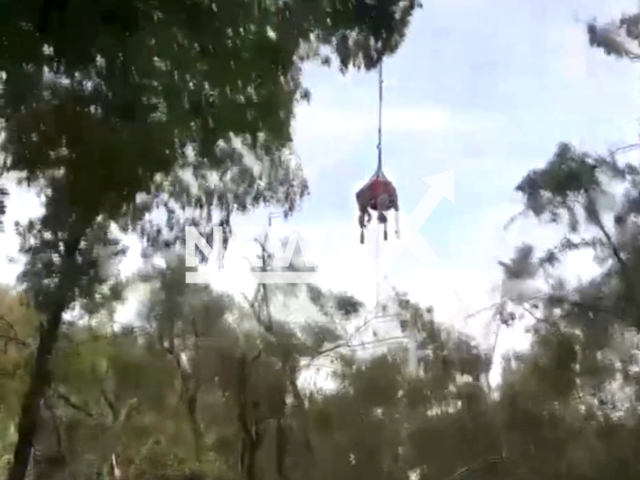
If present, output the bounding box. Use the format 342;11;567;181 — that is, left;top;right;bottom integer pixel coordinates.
356;163;399;243
356;62;400;244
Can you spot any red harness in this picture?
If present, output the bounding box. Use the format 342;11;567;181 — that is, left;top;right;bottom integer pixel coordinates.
371;178;386;196
368;177;393;211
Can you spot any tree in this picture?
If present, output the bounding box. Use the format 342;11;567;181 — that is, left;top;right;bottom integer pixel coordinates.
17;4;640;480
9;252;640;480
586;13;640;61
501;49;640;478
0;287;40;468
0;1;420;478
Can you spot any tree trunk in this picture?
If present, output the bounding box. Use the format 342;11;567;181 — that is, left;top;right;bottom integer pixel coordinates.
186;391;203;463
275;418;289;480
237;355;263;480
6;238;81;480
6;303;66;480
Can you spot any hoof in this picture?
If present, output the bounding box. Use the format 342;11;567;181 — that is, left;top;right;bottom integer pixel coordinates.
360;231;365;244
383;229;388;241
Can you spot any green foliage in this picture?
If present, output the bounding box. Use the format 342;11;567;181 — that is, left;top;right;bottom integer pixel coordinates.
0;0;421;477
0;288;39;418
3;244;640;480
9;2;640;480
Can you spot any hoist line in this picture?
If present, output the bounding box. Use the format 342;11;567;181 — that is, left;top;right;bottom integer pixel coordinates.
375;61;384;311
375;222;380;311
376;61;383;174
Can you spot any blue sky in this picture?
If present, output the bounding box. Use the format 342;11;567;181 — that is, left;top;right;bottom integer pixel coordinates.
283;0;640;362
2;0;640;375
288;0;640;323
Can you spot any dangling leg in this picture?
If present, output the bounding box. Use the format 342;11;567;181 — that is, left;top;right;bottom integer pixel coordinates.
377;194;389;225
377;194;390;241
379;210;388;241
395;205;400;239
358;211;366;244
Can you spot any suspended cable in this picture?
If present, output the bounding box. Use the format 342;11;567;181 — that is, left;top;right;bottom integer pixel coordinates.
374;61;395;316
375;61;384;310
355;59;399;245
376;61;383;174
375;222;380;311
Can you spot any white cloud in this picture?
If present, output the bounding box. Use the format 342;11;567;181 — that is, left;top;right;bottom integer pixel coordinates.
293;104;453;141
292;100;510;182
294;103;505;140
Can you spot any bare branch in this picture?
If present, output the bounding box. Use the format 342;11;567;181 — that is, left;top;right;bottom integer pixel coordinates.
51;387;96;419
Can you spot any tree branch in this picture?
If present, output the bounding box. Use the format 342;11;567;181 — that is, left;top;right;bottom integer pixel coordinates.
51;387;95;419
